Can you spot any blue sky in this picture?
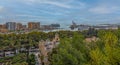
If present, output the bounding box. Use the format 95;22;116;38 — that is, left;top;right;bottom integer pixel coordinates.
0;0;120;25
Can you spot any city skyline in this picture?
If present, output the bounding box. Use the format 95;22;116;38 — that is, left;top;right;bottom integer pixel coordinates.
0;0;120;25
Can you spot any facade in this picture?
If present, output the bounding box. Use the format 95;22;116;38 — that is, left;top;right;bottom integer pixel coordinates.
0;24;8;33
6;22;16;31
41;24;60;30
16;23;23;30
78;24;118;31
28;22;40;30
50;24;60;28
93;25;118;30
22;25;27;30
0;29;8;33
0;24;6;29
41;25;52;30
78;25;90;31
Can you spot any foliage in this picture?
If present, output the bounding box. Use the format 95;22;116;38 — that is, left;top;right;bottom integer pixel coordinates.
0;53;27;65
49;31;120;65
0;30;120;65
28;54;36;65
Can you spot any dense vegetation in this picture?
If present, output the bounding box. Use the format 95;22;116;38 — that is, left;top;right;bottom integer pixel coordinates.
0;31;75;64
0;53;28;65
0;53;35;65
49;30;120;65
0;30;76;53
0;29;120;65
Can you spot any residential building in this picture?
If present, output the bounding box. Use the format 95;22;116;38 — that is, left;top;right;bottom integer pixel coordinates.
6;22;16;31
0;24;8;33
28;22;40;30
22;25;27;30
0;29;8;33
93;24;118;30
0;24;6;29
41;24;60;31
78;25;90;31
16;23;23;30
50;24;60;28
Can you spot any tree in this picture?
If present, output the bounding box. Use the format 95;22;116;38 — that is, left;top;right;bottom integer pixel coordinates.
90;47;105;65
50;33;89;65
28;54;36;65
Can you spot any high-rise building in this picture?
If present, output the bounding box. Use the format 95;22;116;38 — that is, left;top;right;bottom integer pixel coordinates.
28;22;40;29
6;22;16;31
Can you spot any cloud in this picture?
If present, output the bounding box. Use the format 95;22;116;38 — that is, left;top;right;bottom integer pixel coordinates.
20;0;86;9
21;0;72;8
0;6;4;12
43;1;71;8
15;14;40;18
89;4;120;14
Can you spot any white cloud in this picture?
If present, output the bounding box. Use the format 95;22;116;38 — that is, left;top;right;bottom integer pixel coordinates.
21;0;72;8
2;0;85;9
15;14;40;18
21;0;86;9
89;5;119;14
43;1;71;8
0;6;4;12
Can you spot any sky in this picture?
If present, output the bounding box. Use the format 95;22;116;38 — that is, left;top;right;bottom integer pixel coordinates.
0;0;120;25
